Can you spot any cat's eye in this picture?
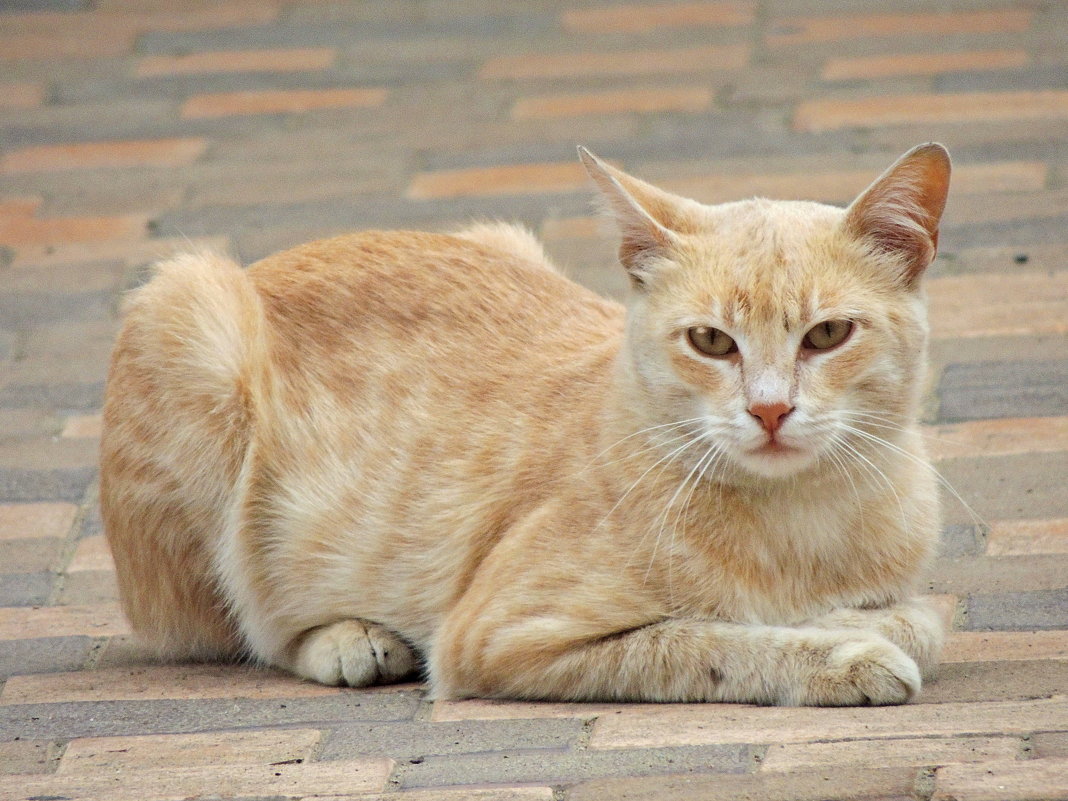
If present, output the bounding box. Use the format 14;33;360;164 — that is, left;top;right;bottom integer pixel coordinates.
686;326;737;358
802;320;853;351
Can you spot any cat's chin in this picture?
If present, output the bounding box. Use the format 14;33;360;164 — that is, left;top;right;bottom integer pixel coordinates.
735;442;819;479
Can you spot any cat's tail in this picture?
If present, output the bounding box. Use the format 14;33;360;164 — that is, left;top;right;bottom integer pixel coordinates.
100;250;265;661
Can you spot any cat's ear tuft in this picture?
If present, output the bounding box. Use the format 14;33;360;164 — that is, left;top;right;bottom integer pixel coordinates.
579;147;697;290
844;143;951;289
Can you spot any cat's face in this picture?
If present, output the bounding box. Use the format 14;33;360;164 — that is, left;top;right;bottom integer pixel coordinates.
582;144;950;481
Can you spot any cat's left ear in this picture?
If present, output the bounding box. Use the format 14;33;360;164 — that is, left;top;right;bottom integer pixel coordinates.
843;143;951;289
579;147;701;289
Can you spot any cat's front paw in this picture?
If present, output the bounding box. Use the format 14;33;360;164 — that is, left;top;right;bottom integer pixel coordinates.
798;633;920;706
291;619;416;687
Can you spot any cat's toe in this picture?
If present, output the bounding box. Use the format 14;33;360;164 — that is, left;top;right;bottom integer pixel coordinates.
292;620;414;687
805;635;920;706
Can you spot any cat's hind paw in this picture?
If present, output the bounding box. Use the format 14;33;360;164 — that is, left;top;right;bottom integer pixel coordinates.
291;619;416;687
800;634;920;706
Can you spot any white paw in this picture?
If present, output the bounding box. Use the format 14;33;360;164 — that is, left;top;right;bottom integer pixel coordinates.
292;620;416;687
802;634;921;706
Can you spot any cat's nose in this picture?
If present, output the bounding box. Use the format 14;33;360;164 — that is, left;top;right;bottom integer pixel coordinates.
748;401;793;434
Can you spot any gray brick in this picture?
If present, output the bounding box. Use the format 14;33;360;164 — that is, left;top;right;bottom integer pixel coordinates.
927;555;1068;595
395;744;753;789
937;452;1068;524
939;524;987;558
966;589;1068;631
0;409;61;439
0;637;93;680
933;66;1068;93
1;692;422;740
53;570;119;606
0;572;55;606
1033;731;1068;758
321;718;585;761
941;216;1068;250
938;360;1068;422
0;467;97;503
0;382;105;412
921;659;1068;705
0;538;63;574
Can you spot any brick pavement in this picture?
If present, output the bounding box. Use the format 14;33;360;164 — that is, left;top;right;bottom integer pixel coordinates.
1;1;1067;799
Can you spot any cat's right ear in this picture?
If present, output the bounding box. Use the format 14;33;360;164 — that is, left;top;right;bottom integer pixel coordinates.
579;147;696;289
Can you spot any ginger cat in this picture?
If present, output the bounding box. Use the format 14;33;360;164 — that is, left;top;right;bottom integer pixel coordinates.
101;144;951;705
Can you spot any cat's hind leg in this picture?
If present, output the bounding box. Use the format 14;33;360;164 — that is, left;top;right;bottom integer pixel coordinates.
287;620;416;687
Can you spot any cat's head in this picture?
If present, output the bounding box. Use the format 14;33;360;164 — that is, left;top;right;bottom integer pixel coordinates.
581;144;951;480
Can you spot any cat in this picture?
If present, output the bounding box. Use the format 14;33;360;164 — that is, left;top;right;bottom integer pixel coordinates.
100;143;951;706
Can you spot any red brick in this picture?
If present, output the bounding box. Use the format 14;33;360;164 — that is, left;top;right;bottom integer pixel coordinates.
795;91;1068;132
942;631;1068;664
927;271;1068;340
407;162;590;200
513;87;713;120
822;49;1030;81
58;730;322;772
66;536;114;573
1;138;207;173
0;663;344;704
480;44;749;80
0;29;136;61
768;9;1033;46
933;757;1068;801
135;47;336;77
0;82;46;109
0;739;56;775
926;417;1068;462
561;2;754;33
13;758;395;801
987;518;1068;557
0;213;149;247
61;415;103;439
432;698;625;723
0;604;128;644
588;697;1068;749
0;503;78;540
760;735;1021;771
181;87;388;119
9;235;230;270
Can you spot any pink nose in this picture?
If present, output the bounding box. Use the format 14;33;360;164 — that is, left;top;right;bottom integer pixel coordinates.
749;401;793;434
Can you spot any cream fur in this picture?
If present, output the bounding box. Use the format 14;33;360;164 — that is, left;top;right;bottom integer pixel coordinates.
101;144;951;705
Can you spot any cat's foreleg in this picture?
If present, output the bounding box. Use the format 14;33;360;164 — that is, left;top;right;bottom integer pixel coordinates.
431;614;921;706
283;619;416;687
804;597;945;676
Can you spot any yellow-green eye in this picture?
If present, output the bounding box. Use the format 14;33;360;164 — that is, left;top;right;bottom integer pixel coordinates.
803;320;853;351
686;326;737;357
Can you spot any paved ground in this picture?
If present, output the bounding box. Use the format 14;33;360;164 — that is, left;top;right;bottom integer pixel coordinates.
1;0;1067;799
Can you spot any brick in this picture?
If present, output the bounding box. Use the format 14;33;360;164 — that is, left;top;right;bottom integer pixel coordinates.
180;87;389;119
933;757;1068;801
0;573;53;607
321;791;554;801
568;765;921;801
135;47;336;77
922;660;1068;704
1034;732;1068;758
320;718;585;761
966;589;1068;631
66;535;113;573
942;631;1068;663
58;729;322;773
54;570;119;606
0;604;127;643
930;554;1068;595
822;49;1031;81
0;83;46;109
926;417;1068;462
10;757;395;801
987;518;1068;556
588;697;1068;749
759;735;1020;771
0;738;56;775
0;637;93;680
0;663;345;704
561;2;754;33
938;361;1068;422
0;465;98;503
0;213;150;247
0;503;78;540
61;414;102;439
948;189;1068;227
936;453;1068;527
9;235;230;270
431;699;625;723
795;91;1068;133
0;138;207;173
407;162;590;201
0;538;63;573
928;271;1068;339
768;9;1033;46
939;524;986;558
513;87;713;120
0;29;136;61
479;44;750;80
